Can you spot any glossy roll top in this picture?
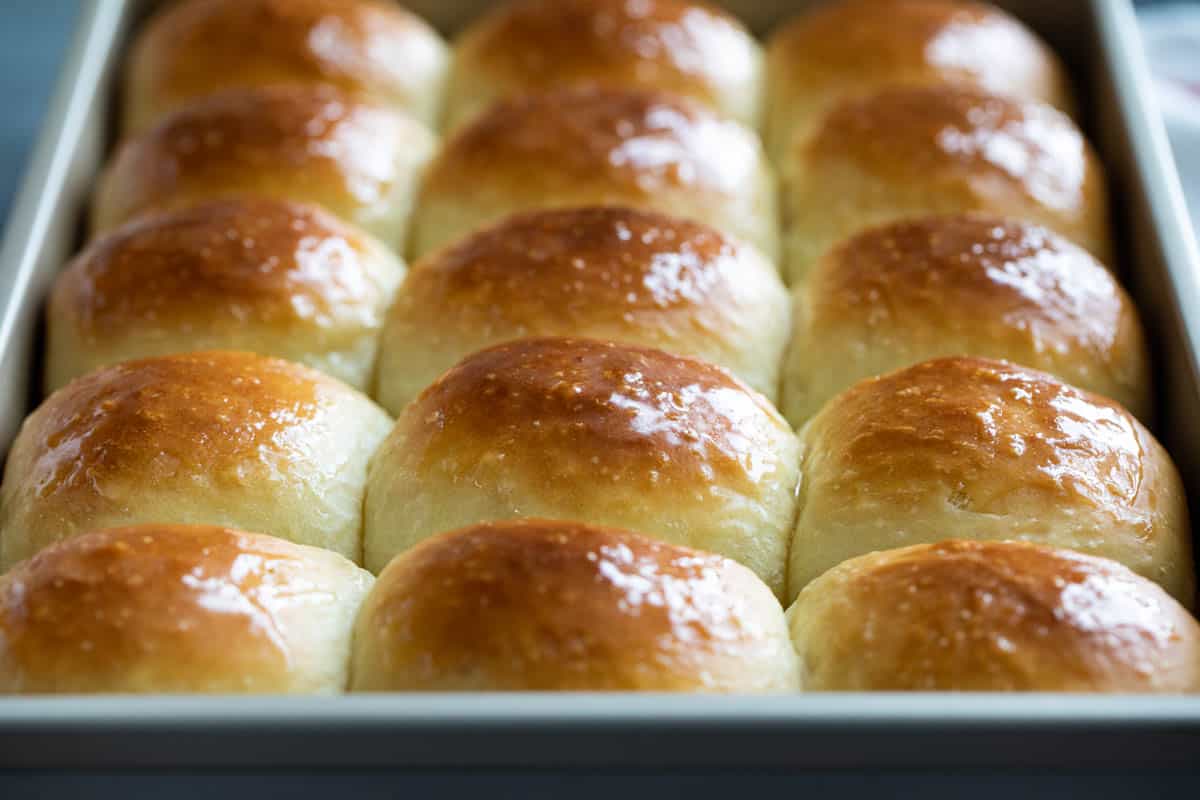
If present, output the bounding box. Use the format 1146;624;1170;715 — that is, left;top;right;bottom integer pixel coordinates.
765;0;1074;158
48;198;406;392
124;0;449;134
780;84;1109;283
364;337;800;597
788;357;1192;605
352;519;798;692
93;85;437;250
781;215;1149;426
0;524;373;694
788;540;1200;692
411;85;777;261
0;351;392;569
444;0;763;130
375;206;789;414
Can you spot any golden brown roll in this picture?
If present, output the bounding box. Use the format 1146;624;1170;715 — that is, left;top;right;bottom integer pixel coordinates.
444;0;763;130
780;85;1110;283
124;0;449;134
0;351;392;569
787;540;1200;692
788;357;1193;606
781;215;1150;426
765;0;1074;159
364;337;800;596
375;206;788;414
0;524;373;694
93;85;437;250
410;86;776;261
47;198;406;393
351;519;798;692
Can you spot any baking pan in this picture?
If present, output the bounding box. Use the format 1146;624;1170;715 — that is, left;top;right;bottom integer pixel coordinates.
0;0;1199;769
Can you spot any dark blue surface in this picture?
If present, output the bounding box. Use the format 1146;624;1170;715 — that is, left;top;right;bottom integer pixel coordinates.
2;769;1200;798
0;2;80;227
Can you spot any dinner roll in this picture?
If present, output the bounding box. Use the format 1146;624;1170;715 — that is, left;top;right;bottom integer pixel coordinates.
0;351;392;569
765;0;1074;159
364;337;800;596
781;215;1150;426
124;0;448;134
410;86;776;260
788;540;1200;692
352;519;798;691
789;357;1192;606
93;85;436;249
444;0;762;130
47;199;405;393
780;85;1110;283
375;206;788;414
0;524;373;694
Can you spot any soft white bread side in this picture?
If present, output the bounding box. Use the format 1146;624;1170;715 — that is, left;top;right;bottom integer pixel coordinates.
1;351;392;568
789;357;1192;607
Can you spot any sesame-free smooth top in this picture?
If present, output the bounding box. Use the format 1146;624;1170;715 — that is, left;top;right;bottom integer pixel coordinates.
48;198;405;393
788;540;1200;692
93;85;437;250
375;206;788;414
410;86;777;261
0;351;392;569
788;356;1193;606
0;524;372;694
352;519;798;692
364;337;800;597
781;215;1149;426
780;85;1110;283
123;0;448;134
445;0;763;130
764;0;1074;159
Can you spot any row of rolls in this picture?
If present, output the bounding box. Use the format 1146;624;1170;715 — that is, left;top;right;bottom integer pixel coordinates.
1;0;1197;694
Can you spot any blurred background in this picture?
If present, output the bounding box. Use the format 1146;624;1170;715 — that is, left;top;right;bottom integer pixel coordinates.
1;1;1198;237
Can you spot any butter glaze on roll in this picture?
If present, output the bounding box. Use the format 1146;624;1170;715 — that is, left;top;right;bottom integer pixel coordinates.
93;85;437;250
781;215;1149;426
352;519;798;692
376;206;788;414
364;337;800;596
765;0;1074;159
0;524;373;694
48;199;405;392
788;540;1200;692
411;86;777;260
124;0;448;134
0;351;392;569
781;85;1110;283
444;0;763;130
788;357;1192;606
